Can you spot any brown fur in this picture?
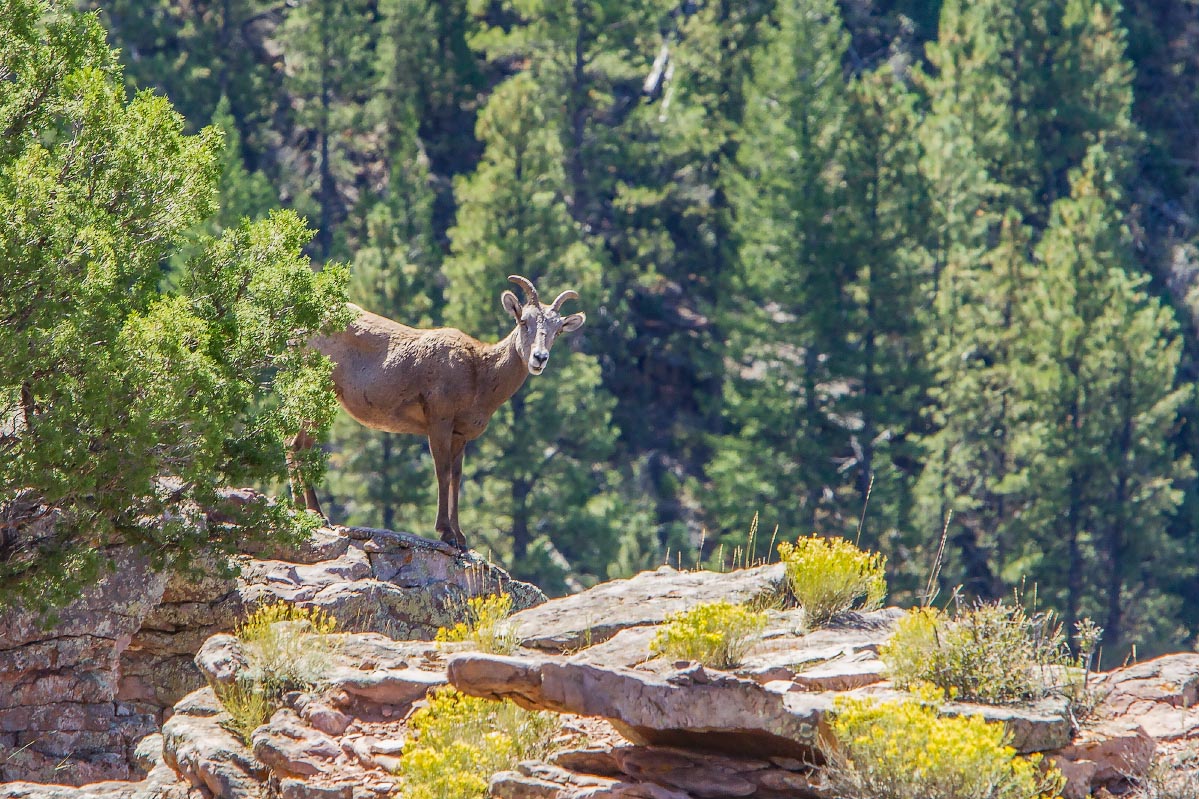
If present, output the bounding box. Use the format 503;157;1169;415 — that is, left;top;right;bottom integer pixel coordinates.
290;277;584;549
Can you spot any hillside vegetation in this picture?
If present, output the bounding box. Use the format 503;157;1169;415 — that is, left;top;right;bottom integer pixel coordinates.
4;0;1199;662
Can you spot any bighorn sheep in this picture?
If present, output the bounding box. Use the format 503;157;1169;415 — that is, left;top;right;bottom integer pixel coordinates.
290;275;585;549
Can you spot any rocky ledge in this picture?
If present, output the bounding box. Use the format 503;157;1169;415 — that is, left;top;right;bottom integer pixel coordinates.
0;515;542;786
5;554;1198;799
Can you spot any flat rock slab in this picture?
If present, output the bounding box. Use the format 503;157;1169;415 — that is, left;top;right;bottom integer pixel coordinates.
511;564;789;652
740;607;901;684
568;608;897;694
1094;653;1199;742
324;636;447;712
448;653;830;758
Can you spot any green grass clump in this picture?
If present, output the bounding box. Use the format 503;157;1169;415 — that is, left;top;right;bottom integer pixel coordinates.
778;535;887;627
881;602;1071;705
400;686;559;799
214;601;338;743
826;688;1064;799
435;593;518;655
650;600;768;669
214;677;275;745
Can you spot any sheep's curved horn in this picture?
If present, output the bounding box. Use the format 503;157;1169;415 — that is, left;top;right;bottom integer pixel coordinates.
508;275;539;306
550;290;579;312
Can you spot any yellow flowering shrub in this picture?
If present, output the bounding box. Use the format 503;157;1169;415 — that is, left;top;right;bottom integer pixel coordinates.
400;687;559;799
778;536;887;627
214;677;274;745
236;601;338;694
649;600;768;669
435;593;518;654
215;601;338;742
881;602;1069;704
827;688;1064;799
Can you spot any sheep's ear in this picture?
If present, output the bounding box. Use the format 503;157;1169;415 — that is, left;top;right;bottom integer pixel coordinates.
501;290;523;322
561;312;586;333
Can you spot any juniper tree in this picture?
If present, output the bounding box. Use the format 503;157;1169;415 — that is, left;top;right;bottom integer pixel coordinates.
0;0;348;613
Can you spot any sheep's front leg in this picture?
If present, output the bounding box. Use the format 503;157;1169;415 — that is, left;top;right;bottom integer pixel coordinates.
447;434;467;544
429;424;467;549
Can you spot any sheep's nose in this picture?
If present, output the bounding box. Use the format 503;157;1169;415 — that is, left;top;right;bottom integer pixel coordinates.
531;349;549;366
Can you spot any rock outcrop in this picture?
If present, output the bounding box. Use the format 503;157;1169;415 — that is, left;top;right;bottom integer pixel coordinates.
0;546;168;784
5;537;1198;799
0;518;542;785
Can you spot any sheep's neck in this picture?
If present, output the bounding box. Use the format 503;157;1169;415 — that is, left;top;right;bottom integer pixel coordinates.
482;330;530;412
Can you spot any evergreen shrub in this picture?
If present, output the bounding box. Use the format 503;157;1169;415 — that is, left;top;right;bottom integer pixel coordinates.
778;535;887;626
826;687;1064;799
650;600;768;669
400;686;559;799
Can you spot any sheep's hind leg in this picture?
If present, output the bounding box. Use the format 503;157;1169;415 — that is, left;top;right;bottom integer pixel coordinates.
287;429;327;518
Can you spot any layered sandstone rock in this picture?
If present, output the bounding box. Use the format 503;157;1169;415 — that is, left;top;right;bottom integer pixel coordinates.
1;518;542;785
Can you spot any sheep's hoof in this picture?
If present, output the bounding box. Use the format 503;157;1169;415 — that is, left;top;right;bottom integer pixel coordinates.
439;528;468;549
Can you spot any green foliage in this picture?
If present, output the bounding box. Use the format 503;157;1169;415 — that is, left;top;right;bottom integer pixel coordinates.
400;686;559;799
435;593;519;655
826;687;1065;799
29;0;1199;663
778;536;888;627
881;602;1073;704
649;600;769;670
214;677;276;745
0;0;348;615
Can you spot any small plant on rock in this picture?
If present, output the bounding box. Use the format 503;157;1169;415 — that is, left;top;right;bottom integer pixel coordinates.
778;535;887;627
435;593;518;654
236;601;338;694
650;600;768;669
881;600;1071;705
400;686;559;799
825;687;1064;799
214;601;338;743
215;676;275;745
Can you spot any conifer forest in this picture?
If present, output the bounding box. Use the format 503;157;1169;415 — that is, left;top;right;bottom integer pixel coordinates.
6;0;1199;665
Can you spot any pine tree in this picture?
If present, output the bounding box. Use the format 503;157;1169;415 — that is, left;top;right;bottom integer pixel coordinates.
1025;143;1192;657
914;0;1150;605
831;67;934;584
711;0;854;542
276;0;376;260
442;73;640;591
915;212;1039;598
